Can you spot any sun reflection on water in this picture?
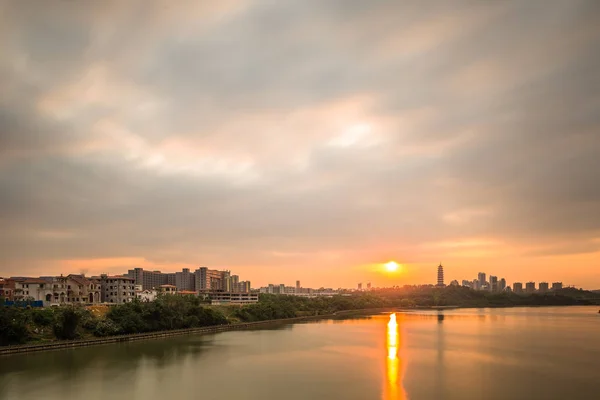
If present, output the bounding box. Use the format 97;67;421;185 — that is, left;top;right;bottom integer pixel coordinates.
385;313;407;400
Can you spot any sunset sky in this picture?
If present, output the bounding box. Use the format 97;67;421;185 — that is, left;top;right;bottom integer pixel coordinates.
1;1;599;289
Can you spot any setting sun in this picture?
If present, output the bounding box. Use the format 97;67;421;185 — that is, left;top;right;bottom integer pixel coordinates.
385;261;399;272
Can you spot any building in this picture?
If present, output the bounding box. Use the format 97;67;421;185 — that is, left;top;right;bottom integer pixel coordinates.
13;278;53;304
478;272;486;288
209;292;259;305
98;275;135;304
296;280;301;292
237;281;251;293
136;289;158;302
526;282;536;293
490;276;498;292
436;264;445;287
357;283;362;291
499;278;506;292
538;282;549;293
513;282;523;294
175;268;195;292
178;291;198;296
195;267;226;292
551;282;563;291
0;278;15;300
450;280;459;286
472;279;480;290
159;284;177;294
127;268;170;290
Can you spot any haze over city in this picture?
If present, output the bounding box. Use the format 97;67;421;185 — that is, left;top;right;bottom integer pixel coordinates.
1;1;599;289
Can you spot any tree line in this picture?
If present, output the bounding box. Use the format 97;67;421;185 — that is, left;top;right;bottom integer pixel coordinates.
0;295;227;346
2;287;598;346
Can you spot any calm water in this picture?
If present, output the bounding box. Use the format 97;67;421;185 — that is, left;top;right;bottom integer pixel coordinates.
1;306;599;400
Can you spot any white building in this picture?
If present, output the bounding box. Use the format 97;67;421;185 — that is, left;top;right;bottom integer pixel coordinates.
136;289;158;302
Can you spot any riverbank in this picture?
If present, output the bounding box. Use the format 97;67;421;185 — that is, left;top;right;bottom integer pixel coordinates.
0;308;397;356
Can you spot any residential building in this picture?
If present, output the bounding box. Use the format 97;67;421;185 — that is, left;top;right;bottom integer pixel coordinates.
490;276;498;292
296;280;301;292
526;282;536;293
159;284;177;294
13;278;53;305
61;274;101;304
499;278;506;292
175;268;195;291
551;282;563;291
513;282;523;294
437;264;445;287
237;281;251;293
98;275;135;304
357;283;362;291
538;282;549;293
0;278;15;300
127;268;173;290
478;272;486;288
194;267;226;292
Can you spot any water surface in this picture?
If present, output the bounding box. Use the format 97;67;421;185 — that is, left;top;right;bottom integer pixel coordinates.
1;306;599;400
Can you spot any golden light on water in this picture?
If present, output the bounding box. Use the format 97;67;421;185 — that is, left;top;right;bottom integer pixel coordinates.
385;313;407;400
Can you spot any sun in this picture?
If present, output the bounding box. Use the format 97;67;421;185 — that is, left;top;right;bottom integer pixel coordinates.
385;261;399;272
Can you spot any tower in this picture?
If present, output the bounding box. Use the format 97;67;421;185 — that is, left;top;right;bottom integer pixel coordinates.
437;264;445;287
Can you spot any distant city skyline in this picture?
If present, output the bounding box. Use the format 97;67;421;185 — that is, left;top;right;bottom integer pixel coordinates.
1;1;599;289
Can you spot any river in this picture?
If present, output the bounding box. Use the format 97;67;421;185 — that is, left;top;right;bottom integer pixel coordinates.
1;306;599;400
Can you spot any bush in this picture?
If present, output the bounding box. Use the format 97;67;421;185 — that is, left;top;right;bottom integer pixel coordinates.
0;306;30;345
53;307;84;340
31;308;55;327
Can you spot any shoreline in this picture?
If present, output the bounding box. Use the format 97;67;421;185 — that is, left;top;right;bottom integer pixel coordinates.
0;308;394;356
2;304;596;356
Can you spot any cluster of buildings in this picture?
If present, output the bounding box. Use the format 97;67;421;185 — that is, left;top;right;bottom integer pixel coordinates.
258;280;339;298
459;272;563;294
125;267;257;305
0;274;136;306
0;267;259;307
441;269;564;294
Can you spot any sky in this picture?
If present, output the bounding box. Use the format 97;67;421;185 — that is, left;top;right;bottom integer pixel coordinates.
1;0;599;289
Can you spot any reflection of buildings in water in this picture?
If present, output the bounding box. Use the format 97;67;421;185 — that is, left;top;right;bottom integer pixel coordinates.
384;313;407;400
437;313;445;323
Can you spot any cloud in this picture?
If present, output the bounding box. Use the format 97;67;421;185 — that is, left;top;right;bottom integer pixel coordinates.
0;0;599;287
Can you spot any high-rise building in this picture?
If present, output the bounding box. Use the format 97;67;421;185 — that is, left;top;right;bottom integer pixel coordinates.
367;282;371;290
538;282;549;293
513;282;523;293
296;280;301;292
437;264;445;287
551;282;563;291
358;283;362;291
478;272;486;288
490;276;498;292
175;268;195;291
499;278;506;292
194;267;226;292
526;282;536;293
472;279;480;291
